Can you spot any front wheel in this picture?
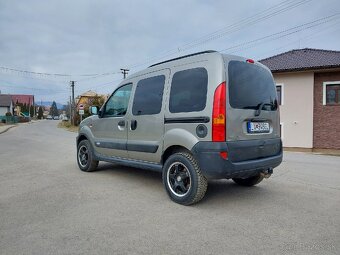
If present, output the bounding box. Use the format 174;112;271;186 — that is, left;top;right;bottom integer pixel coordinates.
232;174;264;187
77;140;98;172
162;152;208;205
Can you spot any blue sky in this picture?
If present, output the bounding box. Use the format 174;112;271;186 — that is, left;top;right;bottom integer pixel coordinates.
0;0;339;104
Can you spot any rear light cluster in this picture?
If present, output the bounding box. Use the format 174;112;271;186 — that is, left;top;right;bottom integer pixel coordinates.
212;82;226;142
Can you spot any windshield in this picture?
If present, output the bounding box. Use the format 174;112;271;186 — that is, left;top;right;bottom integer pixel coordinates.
228;60;278;111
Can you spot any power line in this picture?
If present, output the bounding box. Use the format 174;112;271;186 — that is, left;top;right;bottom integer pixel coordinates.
76;14;339;96
254;19;340;60
0;79;68;93
0;66;120;78
0;0;313;81
76;78;123;93
219;13;340;53
179;0;313;51
128;0;313;69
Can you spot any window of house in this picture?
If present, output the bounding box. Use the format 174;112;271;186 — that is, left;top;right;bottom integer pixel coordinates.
104;84;132;117
132;75;165;115
169;68;208;113
276;85;282;105
323;82;340;105
326;85;340;104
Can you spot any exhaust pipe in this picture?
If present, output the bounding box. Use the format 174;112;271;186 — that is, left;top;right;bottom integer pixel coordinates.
260;168;273;178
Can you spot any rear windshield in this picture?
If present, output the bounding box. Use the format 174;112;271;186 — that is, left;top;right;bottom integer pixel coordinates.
228;61;278;111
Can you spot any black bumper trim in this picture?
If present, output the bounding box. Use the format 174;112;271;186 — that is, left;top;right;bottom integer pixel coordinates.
191;138;282;179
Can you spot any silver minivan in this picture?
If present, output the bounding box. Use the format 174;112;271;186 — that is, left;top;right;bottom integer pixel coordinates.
76;51;282;205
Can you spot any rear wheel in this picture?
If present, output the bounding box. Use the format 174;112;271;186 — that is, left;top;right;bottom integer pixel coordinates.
232;174;264;186
162;152;207;205
77;140;98;172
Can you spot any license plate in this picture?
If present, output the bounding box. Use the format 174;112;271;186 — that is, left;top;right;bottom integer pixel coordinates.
247;122;270;133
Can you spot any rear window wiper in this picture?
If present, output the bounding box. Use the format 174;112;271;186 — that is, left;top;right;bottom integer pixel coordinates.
255;102;276;116
242;102;276;114
255;102;265;116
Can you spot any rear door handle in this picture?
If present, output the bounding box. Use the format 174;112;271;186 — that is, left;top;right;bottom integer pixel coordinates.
118;120;125;127
131;120;137;130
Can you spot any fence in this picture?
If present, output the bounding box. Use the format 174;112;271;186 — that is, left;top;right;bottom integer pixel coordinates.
0;116;19;124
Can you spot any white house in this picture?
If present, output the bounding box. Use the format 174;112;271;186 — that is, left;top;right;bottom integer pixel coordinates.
0;94;13;116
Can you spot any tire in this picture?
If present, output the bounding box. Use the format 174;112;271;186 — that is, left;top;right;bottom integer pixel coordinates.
232;174;264;187
162;152;208;205
77;140;98;172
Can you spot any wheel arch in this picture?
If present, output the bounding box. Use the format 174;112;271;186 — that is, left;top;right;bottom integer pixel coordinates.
162;128;199;164
77;134;89;146
162;145;192;165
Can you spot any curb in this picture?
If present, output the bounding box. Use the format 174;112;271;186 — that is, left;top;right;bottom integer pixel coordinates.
0;125;16;134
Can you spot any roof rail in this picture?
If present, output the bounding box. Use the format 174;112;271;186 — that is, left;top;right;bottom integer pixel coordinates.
149;50;217;68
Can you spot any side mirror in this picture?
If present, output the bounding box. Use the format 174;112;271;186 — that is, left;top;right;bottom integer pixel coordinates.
90;106;99;115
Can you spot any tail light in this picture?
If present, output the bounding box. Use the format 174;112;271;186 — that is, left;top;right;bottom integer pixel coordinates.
212;82;226;142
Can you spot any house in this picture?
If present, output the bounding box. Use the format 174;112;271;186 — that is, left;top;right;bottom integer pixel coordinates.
75;90;107;110
11;94;35;116
260;48;340;152
0;94;13;115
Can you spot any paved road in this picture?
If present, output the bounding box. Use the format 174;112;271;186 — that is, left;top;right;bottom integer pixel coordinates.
0;120;339;255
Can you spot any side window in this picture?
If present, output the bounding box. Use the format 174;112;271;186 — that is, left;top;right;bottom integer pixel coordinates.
169;68;208;113
103;84;132;117
132;75;165;115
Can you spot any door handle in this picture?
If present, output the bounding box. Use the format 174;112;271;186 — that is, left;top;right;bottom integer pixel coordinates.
118;120;125;127
131;120;137;130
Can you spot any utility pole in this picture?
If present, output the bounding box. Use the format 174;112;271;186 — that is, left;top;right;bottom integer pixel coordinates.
70;81;75;125
69;96;72;122
120;68;129;79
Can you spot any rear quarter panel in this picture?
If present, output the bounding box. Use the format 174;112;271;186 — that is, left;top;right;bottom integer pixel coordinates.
163;53;225;151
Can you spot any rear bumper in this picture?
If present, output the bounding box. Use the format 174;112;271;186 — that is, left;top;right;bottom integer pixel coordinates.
191;138;282;179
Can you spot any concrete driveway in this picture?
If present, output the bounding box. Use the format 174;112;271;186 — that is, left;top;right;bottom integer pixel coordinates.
0;120;339;254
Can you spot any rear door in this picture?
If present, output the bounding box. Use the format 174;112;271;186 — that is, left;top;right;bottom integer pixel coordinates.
226;59;280;141
126;69;170;163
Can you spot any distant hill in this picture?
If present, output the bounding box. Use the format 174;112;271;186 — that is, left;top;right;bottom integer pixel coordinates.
37;101;65;109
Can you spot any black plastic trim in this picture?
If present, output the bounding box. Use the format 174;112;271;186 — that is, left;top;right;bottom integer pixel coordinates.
94;140;158;153
127;143;159;153
149;50;216;68
94;141;126;150
191;138;282;179
164;116;210;124
93;152;163;172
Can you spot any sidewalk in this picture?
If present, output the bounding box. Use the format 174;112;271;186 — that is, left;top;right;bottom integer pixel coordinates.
0;124;16;134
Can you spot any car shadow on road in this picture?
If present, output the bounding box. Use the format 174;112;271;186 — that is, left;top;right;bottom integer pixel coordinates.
93;162;274;206
201;179;274;207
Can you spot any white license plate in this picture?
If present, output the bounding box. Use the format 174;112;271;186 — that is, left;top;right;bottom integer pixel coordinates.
247;122;270;133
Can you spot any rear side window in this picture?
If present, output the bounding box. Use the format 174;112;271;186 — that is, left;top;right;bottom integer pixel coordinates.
132;75;165;115
169;68;208;113
228;61;278;111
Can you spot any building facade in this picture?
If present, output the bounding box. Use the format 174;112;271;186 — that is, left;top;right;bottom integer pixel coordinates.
260;48;340;151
